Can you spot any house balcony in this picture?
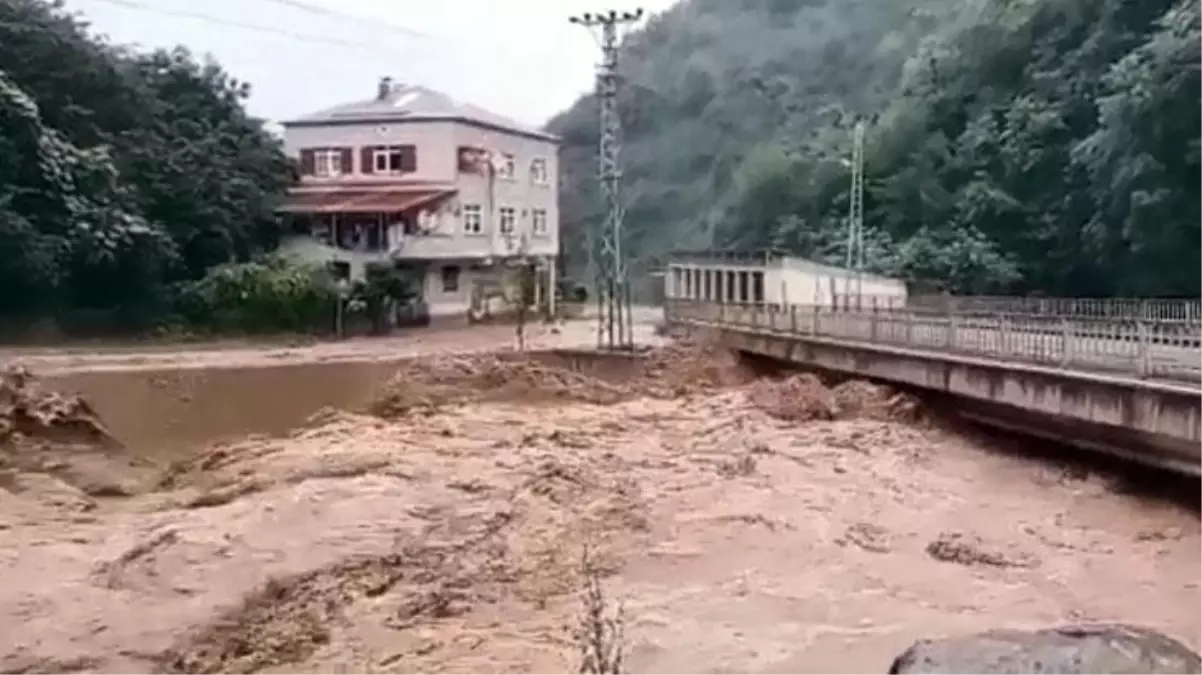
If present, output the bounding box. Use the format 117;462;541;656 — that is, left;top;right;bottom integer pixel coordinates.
275;182;557;271
391;230;555;262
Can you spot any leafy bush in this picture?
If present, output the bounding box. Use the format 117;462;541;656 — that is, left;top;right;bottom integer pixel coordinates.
175;256;339;334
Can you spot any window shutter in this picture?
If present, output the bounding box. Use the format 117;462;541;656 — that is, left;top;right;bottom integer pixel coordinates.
399;145;417;172
340;148;353;174
361;146;375;174
299;149;316;175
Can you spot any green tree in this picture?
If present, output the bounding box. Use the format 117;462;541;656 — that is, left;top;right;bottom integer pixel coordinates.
0;0;295;332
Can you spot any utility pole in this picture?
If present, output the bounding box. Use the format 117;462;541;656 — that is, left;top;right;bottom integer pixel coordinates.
844;119;866;309
570;8;643;351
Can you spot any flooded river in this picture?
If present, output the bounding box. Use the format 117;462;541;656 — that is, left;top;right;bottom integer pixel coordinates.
0;329;1196;673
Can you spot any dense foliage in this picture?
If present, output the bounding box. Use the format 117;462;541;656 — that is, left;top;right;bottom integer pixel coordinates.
0;0;295;335
173;256;340;334
550;0;1200;298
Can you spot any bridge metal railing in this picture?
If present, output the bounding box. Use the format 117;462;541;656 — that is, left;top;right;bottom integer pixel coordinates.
907;295;1202;322
666;300;1202;384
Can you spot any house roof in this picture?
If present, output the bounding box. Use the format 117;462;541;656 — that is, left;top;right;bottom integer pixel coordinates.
283;81;559;143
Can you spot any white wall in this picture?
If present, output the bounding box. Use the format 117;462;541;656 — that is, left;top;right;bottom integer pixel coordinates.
770;268;806;304
824;274;908;307
452;124;559;259
421;261;524;319
665;258;908;308
423;262;475;317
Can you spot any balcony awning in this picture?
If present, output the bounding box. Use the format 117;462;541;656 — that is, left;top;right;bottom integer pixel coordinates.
277;187;456;214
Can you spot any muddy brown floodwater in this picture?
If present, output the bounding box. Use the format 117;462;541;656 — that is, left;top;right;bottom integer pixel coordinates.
0;322;1197;674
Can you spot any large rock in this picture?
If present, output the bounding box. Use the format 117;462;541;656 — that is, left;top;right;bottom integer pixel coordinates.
888;624;1201;674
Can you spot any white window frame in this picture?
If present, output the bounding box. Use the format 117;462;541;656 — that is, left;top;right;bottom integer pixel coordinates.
498;206;516;234
532;208;549;236
461;204;483;234
529;158;549;185
498;153;516;180
372;146;410;174
314;149;342;178
373;148;391;173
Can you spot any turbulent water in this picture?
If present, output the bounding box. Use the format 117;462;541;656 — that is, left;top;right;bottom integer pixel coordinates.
0;339;1196;674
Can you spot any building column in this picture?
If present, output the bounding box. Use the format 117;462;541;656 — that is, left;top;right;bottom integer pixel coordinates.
715;267;725;303
530;262;542;311
546;255;557;318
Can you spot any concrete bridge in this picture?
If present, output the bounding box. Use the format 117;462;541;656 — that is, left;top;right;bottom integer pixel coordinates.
665;300;1202;476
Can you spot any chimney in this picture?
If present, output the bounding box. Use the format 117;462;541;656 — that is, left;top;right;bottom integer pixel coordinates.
377;76;393;101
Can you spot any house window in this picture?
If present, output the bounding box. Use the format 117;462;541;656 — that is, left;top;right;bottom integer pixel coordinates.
498;206;516;234
300;148;350;177
530;158;549;185
531;209;548;236
314;149;343;177
497;153;516;180
457;146;488;174
365;145;416;174
462;204;483;234
441;265;460;293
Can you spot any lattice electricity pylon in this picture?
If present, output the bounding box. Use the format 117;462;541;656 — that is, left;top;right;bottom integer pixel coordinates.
844;119;866;305
570;9;643;351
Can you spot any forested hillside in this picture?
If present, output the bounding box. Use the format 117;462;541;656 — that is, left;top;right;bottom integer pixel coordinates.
0;0;318;335
550;0;1201;298
1;0;1197;339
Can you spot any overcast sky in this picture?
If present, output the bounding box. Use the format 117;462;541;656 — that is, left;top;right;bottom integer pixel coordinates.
65;0;680;127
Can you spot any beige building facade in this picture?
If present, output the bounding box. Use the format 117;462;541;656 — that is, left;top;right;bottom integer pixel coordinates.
278;77;560;320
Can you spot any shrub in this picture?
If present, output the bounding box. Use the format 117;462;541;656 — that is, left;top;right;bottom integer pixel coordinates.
175;255;340;334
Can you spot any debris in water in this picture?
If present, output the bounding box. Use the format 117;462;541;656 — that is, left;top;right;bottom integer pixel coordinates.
925;531;1037;568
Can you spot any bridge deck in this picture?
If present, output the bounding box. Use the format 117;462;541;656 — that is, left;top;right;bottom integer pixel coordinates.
666;301;1201;386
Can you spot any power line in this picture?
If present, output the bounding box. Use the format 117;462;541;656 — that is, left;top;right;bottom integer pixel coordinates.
74;0;560;67
569;9;643;352
252;0;437;40
250;0;562;62
79;0;408;53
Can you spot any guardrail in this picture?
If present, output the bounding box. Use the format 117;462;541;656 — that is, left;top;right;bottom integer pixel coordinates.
907;295;1202;322
666;300;1202;384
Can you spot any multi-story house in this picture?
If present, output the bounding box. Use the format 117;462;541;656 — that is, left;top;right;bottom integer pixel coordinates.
277;77;560;321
